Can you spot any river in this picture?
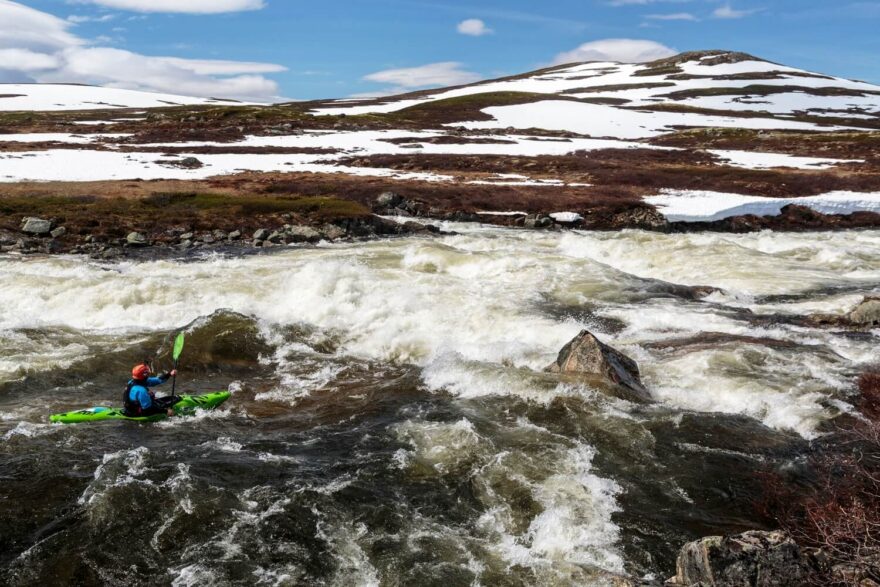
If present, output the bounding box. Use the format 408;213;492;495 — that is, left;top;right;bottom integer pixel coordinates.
1;223;877;586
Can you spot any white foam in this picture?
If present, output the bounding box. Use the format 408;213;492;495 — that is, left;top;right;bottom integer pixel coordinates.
3;227;878;437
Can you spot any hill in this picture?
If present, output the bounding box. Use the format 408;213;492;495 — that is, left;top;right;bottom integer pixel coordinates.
1;49;880;254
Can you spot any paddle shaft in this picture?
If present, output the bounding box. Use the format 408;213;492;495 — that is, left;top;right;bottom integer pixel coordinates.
171;358;179;397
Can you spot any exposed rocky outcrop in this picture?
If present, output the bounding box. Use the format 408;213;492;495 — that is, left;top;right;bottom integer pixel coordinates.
668;531;817;587
545;330;651;402
373;191;424;217
20;217;52;235
847;297;880;327
805;296;880;330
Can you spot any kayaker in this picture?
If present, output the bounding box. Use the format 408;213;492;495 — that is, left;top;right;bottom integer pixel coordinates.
123;362;179;417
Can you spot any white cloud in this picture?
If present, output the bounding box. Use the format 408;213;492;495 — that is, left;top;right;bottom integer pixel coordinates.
0;48;60;70
552;39;677;64
645;12;698;21
158;57;287;75
0;0;83;51
364;62;482;90
0;0;283;101
713;4;756;19
457;19;493;36
77;0;265;14
68;14;116;24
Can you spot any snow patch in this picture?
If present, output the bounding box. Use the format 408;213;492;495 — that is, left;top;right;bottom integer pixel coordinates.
645;189;880;222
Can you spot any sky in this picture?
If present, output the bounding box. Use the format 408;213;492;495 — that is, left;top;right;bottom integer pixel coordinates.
1;0;879;102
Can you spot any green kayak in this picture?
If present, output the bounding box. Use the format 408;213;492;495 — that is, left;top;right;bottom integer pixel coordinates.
49;391;231;424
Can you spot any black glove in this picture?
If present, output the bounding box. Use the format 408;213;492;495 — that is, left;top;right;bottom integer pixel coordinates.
158;371;171;382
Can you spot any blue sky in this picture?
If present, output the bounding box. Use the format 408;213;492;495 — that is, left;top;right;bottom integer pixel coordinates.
2;0;879;101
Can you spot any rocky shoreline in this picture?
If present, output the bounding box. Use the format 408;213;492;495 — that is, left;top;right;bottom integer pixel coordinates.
3;182;880;260
0;195;443;259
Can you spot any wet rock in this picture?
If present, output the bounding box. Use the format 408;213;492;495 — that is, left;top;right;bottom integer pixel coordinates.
253;228;270;241
321;224;346;241
545;330;650;401
212;230;228;241
668;530;817;587
126;232;148;246
20;217;52;235
228;230;242;241
179;239;193;249
806;296;880;330
524;215;553;229
50;226;67;239
846;297;880;327
641;281;723;301
267;231;284;244
287;226;321;243
179;232;194;241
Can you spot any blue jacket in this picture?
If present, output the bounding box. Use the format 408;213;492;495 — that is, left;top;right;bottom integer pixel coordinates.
128;376;168;409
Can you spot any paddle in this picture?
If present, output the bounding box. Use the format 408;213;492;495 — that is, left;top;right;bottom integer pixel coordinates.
171;331;185;398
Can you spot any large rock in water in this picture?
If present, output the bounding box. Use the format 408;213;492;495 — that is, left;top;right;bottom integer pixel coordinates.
669;531;817;587
545;330;650;401
846;297;880;327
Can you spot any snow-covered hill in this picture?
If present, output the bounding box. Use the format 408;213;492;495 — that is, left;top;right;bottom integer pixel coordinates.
313;51;880;138
0;84;243;111
1;50;879;229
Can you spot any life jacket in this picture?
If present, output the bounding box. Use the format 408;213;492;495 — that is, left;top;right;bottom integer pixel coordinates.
122;379;143;415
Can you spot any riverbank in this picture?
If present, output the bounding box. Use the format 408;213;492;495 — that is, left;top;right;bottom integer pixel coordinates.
3;173;880;259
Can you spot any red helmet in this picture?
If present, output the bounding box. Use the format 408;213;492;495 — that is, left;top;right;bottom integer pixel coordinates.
131;363;151;380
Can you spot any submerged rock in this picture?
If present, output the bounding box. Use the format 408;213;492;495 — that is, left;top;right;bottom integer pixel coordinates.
669;530;817;587
545;330;650;401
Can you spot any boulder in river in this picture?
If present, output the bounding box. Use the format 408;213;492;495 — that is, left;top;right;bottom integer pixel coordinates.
805;296;880;330
20;217;52;235
668;530;817;587
545;330;650;401
846;297;880;327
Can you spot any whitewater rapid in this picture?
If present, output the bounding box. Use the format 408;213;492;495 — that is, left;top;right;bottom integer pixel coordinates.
1;224;877;584
1;225;874;433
